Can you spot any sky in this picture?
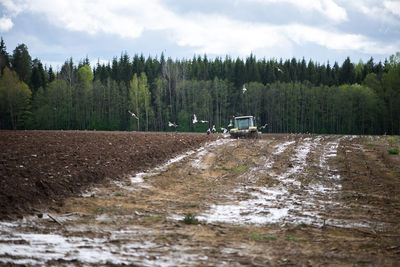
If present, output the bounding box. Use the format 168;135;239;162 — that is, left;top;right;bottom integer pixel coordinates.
0;0;399;70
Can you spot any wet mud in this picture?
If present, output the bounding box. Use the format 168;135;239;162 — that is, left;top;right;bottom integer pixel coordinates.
1;133;400;266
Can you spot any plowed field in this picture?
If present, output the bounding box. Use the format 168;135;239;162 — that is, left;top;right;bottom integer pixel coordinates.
1;131;400;266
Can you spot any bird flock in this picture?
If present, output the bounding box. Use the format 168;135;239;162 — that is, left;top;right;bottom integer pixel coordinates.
131;110;268;133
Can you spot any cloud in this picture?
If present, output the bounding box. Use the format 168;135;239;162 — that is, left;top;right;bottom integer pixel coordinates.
171;14;290;56
248;0;348;23
384;1;400;17
0;0;27;16
344;0;400;26
171;14;394;56
286;24;396;54
1;0;398;59
0;16;13;32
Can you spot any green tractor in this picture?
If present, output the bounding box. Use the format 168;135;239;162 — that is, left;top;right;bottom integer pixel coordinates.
229;115;260;139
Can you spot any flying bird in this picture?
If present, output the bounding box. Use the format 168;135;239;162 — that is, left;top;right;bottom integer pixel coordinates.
242;86;247;94
200;120;208;123
227;121;233;127
221;127;228;133
277;67;283;73
260;123;268;129
168;121;178;128
128;110;138;120
192;114;198;124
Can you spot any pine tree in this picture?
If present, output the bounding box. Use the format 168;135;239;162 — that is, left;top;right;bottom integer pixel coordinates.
30;59;47;93
12;44;32;84
0;37;10;75
48;66;55;83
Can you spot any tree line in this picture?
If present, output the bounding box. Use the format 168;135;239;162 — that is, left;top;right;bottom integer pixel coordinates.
0;37;399;134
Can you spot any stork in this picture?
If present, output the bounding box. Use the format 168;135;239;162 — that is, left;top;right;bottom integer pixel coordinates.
168;121;178;128
128;110;139;120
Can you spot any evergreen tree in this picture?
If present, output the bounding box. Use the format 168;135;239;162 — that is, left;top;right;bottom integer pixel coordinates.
11;44;32;84
0;37;10;75
48;66;55;83
339;57;355;84
30;58;47;93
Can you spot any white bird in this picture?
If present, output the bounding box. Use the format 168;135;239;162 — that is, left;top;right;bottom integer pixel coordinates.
168;121;178;128
192;114;198;124
200;120;208;123
260;123;268;129
228;121;233;127
221;127;228;133
242;86;247;94
277;67;283;73
128;110;138;120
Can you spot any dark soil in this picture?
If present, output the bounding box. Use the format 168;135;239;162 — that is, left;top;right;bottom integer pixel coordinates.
0;131;216;219
1;133;400;266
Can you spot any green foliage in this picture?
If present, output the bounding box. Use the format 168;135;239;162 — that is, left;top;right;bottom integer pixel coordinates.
0;67;32;129
94;207;107;213
143;215;163;222
388;148;399;155
182;213;199;225
248;234;277;241
177;109;190;132
11;44;32;84
234;166;247;172
114;191;124;197
0;39;400;134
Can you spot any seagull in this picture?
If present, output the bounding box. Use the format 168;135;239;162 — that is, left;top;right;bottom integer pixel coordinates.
192;114;198;124
128;110;138;120
260;123;268;129
221;127;228;133
242;86;247;94
200;120;208;123
227;121;233;127
168;121;178;128
277;67;283;73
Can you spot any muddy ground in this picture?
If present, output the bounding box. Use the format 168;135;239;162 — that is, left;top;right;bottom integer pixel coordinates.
0;131;216;218
1;132;400;266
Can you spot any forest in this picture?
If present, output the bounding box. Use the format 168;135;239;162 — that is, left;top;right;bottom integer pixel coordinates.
0;37;399;135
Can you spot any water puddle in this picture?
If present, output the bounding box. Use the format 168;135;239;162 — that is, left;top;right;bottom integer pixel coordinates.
199;136;384;229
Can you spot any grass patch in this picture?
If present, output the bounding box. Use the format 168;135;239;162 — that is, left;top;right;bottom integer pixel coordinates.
143;215;163;222
182;213;199;225
234;166;247;172
114;191;124;197
297;222;308;228
182;202;200;208
366;143;375;146
355;260;372;266
359;243;377;249
341;194;353;200
388;148;399;155
284;235;309;242
299;178;310;186
94;207;107;214
218;165;247;172
248;234;278;241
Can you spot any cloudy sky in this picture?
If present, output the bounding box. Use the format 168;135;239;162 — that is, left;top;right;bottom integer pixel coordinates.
0;0;399;69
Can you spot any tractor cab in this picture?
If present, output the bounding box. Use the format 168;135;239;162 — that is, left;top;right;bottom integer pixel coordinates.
229;116;260;139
